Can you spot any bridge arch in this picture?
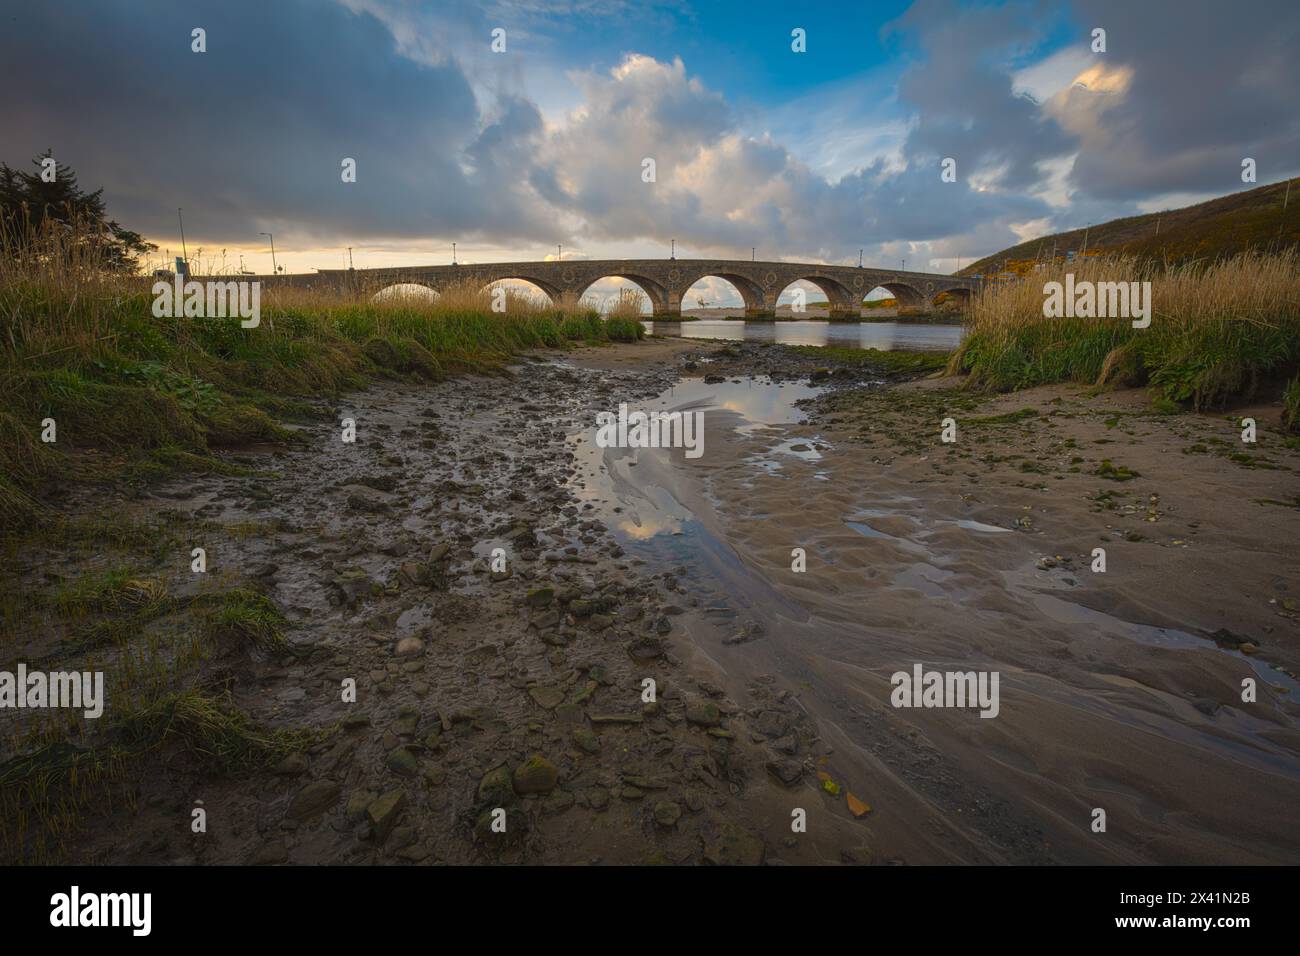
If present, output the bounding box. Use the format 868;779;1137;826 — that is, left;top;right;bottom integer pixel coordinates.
931;285;972;310
865;281;927;313
573;274;668;315
478;275;563;307
371;282;439;304
776;274;860;320
672;272;769;318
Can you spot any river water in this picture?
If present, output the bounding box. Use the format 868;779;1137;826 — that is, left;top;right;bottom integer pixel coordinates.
641;319;965;350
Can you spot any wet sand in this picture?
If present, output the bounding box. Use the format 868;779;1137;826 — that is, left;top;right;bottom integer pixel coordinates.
564;338;1299;864
8;336;1298;865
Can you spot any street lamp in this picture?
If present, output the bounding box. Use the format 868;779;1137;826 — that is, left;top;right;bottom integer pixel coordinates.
452;242;457;265
259;232;277;274
671;239;676;260
177;208;188;271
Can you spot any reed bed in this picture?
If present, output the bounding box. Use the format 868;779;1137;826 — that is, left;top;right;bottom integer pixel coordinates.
948;252;1300;419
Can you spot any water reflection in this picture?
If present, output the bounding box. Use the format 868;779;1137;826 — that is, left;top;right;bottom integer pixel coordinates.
643;319;964;351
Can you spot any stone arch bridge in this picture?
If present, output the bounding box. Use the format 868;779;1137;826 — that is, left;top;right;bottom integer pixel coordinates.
252;258;981;319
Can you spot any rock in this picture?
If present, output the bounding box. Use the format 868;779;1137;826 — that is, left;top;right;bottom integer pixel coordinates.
685;699;721;727
513;755;560;794
703;822;765;866
1192;697;1221;716
329;569;376;607
273;753;309;776
395;636;425;657
528;685;566;709
345;486;392;514
766;759;803;787
366;790;407;842
386;747;419;777
427;543;451;564
772;734;799;755
526;587;555;607
653;801;682;828
341;712;371;731
285;780;341;821
573;728;601;754
755;711;791;738
586;787;610;810
388;826;416;851
529;608;560;630
399;562;433;587
627;637;665;661
478;765;516;806
391;708;419;736
345;790;377;823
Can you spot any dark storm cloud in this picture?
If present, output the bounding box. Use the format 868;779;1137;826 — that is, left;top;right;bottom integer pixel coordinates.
0;0;555;244
889;0;1077;191
1064;0;1300;200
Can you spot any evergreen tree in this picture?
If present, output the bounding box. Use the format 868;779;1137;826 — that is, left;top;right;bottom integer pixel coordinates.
0;150;155;271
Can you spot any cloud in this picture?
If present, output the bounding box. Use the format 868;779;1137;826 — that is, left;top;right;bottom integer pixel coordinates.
2;0;1294;271
888;0;1078;192
0;0;557;245
1058;0;1300;201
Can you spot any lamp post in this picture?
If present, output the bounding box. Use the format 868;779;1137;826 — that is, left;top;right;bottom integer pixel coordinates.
177;208;188;270
452;242;457;265
259;232;277;274
671;239;676;260
557;244;562;261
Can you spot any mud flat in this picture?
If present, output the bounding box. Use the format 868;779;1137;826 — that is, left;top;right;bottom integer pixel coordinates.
5;336;1298;865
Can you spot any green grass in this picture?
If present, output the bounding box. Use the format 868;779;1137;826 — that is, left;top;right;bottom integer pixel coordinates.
0;689;317;863
1284;374;1300;434
949;252;1300;410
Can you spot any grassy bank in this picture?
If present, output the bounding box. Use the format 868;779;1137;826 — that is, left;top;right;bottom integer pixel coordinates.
0;229;644;528
948;252;1300;426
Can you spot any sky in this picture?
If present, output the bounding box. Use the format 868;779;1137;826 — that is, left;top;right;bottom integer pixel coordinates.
1;0;1298;307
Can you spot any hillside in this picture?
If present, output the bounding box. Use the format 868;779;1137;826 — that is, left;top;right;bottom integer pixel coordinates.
960;178;1300;276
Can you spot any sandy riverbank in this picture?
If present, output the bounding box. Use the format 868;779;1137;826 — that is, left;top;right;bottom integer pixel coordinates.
561;339;1299;863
